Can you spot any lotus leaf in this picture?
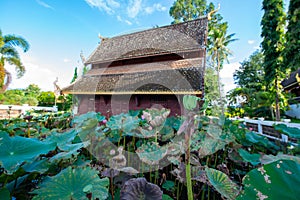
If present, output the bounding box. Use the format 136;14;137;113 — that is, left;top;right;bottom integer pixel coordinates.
274;124;300;139
162;180;175;192
260;153;300;165
0;187;10;200
159;126;174;141
107;113;140;136
50;141;90;162
22;158;50;173
238;148;261;166
0;132;56;174
245;132;279;150
142;108;170;127
44;129;77;150
205;167;239;200
72;112;98;125
162;194;174;200
136;142;168;165
32;166;109;200
237;160;300;200
120;177;163;200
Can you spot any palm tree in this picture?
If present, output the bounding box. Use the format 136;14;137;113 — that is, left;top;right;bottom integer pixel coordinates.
0;29;29;91
208;22;237;113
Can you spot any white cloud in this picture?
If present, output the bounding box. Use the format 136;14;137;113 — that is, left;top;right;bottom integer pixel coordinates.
84;0;117;14
36;0;54;10
63;58;71;63
248;40;255;45
145;3;166;14
117;15;133;25
127;0;142;18
220;62;240;93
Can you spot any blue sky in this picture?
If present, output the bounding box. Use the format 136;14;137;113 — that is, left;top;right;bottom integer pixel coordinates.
0;0;289;93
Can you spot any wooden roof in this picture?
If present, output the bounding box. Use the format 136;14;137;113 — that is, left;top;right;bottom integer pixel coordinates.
85;17;208;65
282;68;300;90
63;58;204;95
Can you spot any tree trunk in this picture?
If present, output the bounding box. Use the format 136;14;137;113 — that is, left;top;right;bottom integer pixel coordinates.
217;52;224;114
275;76;281;121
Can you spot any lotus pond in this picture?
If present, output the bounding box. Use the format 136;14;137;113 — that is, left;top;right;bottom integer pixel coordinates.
0;106;299;200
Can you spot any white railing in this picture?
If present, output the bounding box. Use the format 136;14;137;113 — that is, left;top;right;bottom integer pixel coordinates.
0;104;58;119
240;117;299;145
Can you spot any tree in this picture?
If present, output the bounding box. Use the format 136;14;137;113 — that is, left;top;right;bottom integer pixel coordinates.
37;91;55;107
0;30;29;91
70;67;78;83
283;0;300;71
24;84;41;97
261;0;286;121
169;0;207;24
207;22;237;113
233;50;265;90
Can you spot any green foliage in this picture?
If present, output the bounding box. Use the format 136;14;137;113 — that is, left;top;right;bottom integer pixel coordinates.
0;84;41;105
0;131;56;174
32;166;109;200
274;123;300;139
169;0;207;23
71;67;78;83
238;148;261;166
205;167;239;200
37;91;55;107
237;160;300;200
283;0;300;72
183;95;200;111
0;29;29;90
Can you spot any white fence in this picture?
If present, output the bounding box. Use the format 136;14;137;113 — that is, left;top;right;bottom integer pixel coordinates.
0;104;58;119
241;118;299;145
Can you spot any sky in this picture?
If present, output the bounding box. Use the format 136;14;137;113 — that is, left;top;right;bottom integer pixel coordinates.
0;0;290;93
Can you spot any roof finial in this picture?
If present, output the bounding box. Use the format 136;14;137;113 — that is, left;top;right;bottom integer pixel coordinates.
207;3;220;20
98;33;108;42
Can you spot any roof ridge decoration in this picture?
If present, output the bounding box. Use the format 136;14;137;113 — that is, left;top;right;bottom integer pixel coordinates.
85;17;208;65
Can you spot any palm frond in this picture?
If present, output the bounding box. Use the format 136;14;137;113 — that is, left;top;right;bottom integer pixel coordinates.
0;46;20;59
3;35;29;52
6;57;25;78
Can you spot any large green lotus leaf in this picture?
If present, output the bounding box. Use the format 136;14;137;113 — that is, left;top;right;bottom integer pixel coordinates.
136;142;167;165
159;126;174;142
245;132;279;150
72;112;98;124
274;124;300;139
197;136;229;158
22;158;50;173
260;153;300;165
44;129;77;149
133;127;157;138
238;148;261;166
107;113;140;136
32;166;109;200
237;160;300;200
142;108;170;127
0;187;10;200
50;141;90;162
0;132;56;174
205;167;239;200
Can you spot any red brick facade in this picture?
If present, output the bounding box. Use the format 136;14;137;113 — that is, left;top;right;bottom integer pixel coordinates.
77;94;183;117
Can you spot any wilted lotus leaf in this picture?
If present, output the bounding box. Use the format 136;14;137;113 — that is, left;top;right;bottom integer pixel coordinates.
171;162;186;182
136;142;168;165
237;160;300;200
142;108;170;128
107;113;140;136
205;167;239;200
260;153;300;165
135;126;157;138
238;148;261;166
32;166;109;200
109;146;127;169
119;167;139;174
166;141;184;156
120;177;163;200
0;132;56;174
101;168;120;178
